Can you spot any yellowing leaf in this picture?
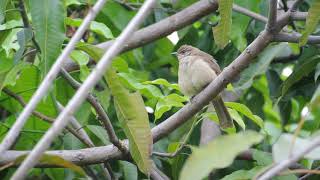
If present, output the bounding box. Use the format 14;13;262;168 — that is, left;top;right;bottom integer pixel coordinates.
77;43;152;174
213;0;233;49
6;154;86;176
105;69;152;175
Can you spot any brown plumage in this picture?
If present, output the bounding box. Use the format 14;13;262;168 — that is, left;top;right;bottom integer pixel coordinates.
176;45;233;128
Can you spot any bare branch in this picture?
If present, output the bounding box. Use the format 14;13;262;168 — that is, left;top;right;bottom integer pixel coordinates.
11;0;157;178
96;0;218;51
273;32;320;44
291;12;307;20
0;0;108;156
266;0;278;32
60;68;128;154
233;4;267;23
56;102;95;147
257;136;320;180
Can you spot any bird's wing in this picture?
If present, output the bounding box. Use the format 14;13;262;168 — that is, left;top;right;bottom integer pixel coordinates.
197;51;222;74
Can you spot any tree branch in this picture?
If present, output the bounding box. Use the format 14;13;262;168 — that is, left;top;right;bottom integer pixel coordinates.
0;0;109;157
266;0;278;32
273;32;320;44
233;4;267;23
11;0;157;178
59;68;128;154
257;136;320;180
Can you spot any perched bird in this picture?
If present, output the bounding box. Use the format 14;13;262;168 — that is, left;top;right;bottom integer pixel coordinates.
175;45;233;128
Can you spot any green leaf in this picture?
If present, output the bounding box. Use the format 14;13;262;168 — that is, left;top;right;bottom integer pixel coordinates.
252;149;273;166
273;133;320;162
299;0;320;46
234;43;287;90
0;61;30;91
229;109;245;130
70;50;90;81
225;102;264;128
14;28;33;63
154;93;188;120
12;154;86;176
179;131;263;180
230;0;260;51
281;56;320;97
100;1;135;30
120;161;138;180
105;69;152;175
221;166;264;180
118;72;163;99
0;20;22;30
30;0;65;77
65;17;113;39
0;0;9;23
87;125;110;145
212;0;233;49
1;29;20;56
143;78;180;91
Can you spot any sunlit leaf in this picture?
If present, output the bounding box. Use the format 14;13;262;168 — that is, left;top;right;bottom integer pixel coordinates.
143;78;180;91
299;0;320;46
229;109;245;130
212;0;233;49
154;93;188;120
225;102;264;128
0;20;22;31
180;131;263;180
14;28;33;63
65;17;114;39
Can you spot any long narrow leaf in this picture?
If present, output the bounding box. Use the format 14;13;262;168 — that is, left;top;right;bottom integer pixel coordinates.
29;0;65;77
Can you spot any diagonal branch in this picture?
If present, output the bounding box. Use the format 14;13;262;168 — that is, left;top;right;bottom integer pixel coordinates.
59;68;128;154
11;0;157;178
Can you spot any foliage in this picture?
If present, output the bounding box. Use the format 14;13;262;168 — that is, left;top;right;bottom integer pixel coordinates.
0;0;319;179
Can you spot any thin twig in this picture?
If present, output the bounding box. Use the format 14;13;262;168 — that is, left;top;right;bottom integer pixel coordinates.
0;0;109;156
299;166;320;180
153;118;196;158
11;0;157;178
2;88;93;147
233;4;267;23
60;68;128;154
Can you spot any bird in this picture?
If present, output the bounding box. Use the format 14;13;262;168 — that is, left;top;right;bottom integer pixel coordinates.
175;45;233;129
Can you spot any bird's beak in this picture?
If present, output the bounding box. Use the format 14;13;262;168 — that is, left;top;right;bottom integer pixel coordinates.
171;52;177;56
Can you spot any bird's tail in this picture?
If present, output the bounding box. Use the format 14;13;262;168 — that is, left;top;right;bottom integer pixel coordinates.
211;95;233;129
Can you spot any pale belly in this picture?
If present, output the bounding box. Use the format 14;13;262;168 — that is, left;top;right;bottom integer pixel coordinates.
178;56;217;96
